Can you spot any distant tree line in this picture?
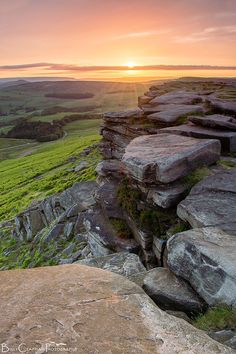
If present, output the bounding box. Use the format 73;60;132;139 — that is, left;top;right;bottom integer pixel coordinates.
6;121;64;142
45;93;94;99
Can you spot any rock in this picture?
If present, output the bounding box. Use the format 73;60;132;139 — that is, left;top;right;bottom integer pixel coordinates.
147;105;204;123
128;270;148;287
82;208;138;257
77;252;146;277
147;183;187;208
159;124;236;153
138;95;152;105
95;159;124;179
167;226;236;306
210;99;236;115
104;108;144;123
44;224;64;243
123;134;220;184
143;268;205;316
189;114;236;131
225;336;236;350
209;330;236;344
15;208;46;241
165;310;191;323
56;181;98;210
95;181;124;219
59;258;73;265
0;265;232;354
149;91;203;105
177;170;236;228
74;161;88;172
152;237;166;265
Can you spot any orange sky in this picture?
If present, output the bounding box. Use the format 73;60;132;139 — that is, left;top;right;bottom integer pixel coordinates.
0;0;236;80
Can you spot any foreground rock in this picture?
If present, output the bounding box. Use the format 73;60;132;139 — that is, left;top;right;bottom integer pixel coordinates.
77;251;145;277
123;133;220;184
143;268;205;316
167;226;236;306
177;170;236;228
0;265;233;353
147;104;203;124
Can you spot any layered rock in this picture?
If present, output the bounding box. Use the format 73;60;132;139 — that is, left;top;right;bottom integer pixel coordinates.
177;170;236;228
0;264;233;353
167;226;236;307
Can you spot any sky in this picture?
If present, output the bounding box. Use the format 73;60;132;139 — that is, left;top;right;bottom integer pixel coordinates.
0;0;236;80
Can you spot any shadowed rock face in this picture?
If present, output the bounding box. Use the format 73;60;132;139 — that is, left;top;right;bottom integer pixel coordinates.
122;133;220;184
167;227;236;306
177;170;236;228
0;265;233;353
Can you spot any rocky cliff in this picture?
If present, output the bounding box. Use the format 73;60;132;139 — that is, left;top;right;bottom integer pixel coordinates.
1;79;236;351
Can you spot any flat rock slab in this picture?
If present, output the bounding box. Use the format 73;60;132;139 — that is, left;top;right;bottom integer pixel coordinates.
147;183;187;208
122;133;220;184
147;105;203;123
189;114;236;131
143;268;205;315
77;251;146;277
104;108;143;123
159;124;236;152
210;99;236;115
149;91;203;105
0;265;232;353
177;170;236;228
167;226;236;307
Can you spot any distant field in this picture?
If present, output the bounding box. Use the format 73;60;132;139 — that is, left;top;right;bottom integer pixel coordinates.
0;118;101;222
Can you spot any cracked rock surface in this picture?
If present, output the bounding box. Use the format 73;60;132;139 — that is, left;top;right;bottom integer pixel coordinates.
0;264;234;353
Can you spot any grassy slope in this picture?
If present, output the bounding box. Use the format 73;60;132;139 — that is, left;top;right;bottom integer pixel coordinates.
0;119;101;222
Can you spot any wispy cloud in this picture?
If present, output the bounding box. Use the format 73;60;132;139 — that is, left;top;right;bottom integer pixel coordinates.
1;63;236;72
113;29;171;40
175;25;236;43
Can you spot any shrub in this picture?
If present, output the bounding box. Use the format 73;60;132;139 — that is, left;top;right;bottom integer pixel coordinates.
193;305;236;331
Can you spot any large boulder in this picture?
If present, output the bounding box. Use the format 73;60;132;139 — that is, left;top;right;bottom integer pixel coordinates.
177;170;236;228
143;268;205;316
122;134;220;184
167;226;236;306
0;265;233;353
77;251;145;277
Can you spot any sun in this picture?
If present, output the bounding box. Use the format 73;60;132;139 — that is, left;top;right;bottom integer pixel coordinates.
126;61;136;69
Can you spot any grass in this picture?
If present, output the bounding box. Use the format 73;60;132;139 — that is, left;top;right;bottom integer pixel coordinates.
193;305;236;331
110;218;133;239
218;159;236;170
183;166;211;192
0;119;102;222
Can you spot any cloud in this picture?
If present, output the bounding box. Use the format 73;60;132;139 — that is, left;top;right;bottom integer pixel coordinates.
175;25;236;43
1;63;236;72
112;29;171;40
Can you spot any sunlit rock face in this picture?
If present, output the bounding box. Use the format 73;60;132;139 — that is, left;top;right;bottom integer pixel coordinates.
0;264;233;354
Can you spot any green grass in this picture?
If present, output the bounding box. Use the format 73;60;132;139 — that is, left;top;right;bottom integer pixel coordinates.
0;119;101;222
183;166;211;192
193;306;236;331
218;159;236;170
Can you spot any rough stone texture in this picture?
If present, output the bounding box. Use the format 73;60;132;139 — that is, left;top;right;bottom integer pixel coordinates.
147;183;187;208
104;108;144;123
167;226;236;306
95;159;124;179
123;133;220;184
81;208;138;256
210;99;236;115
147;104;203;123
189;114;236;131
77;252;146;277
152;237;166;265
0;265;233;354
149;91;203;105
177;170;236;228
143;268;205;316
159;124;236;152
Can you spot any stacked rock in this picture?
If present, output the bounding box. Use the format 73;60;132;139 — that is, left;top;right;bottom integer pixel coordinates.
97;82;235;267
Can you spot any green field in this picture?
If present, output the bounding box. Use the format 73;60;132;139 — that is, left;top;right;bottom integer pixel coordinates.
0;119;101;222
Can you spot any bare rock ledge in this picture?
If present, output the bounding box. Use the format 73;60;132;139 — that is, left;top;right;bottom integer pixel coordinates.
0;265;233;353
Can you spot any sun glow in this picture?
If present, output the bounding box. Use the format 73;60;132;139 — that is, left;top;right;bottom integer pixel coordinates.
126;61;136;69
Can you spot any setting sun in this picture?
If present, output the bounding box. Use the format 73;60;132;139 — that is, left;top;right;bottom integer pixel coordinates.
126;61;136;69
